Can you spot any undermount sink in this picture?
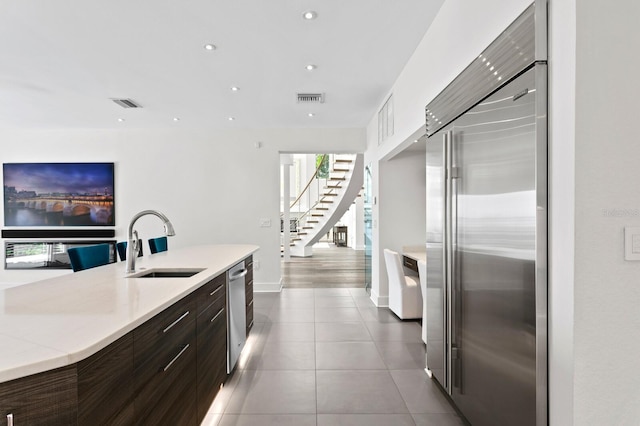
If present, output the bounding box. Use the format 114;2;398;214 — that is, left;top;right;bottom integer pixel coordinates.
130;268;205;278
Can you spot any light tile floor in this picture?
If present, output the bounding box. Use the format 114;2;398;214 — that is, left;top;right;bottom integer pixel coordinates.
202;288;465;426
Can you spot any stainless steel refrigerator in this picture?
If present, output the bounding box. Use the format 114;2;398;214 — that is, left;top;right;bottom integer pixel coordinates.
425;4;547;426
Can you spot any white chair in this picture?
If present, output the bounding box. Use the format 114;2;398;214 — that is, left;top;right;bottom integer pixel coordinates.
417;260;427;343
384;249;422;320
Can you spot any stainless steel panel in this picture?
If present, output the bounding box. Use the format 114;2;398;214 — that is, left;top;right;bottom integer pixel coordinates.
534;63;548;426
425;128;448;389
449;67;542;426
425;3;540;137
227;261;247;373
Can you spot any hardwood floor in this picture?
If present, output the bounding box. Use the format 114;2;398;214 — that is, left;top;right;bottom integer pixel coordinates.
281;245;365;288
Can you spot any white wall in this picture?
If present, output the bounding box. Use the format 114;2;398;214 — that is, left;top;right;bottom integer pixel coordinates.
337;194;365;250
373;150;426;305
573;1;640;424
548;0;576;424
0;127;364;290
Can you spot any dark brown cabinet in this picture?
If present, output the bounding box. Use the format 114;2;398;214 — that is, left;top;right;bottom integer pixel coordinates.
133;293;197;425
77;333;134;426
245;255;254;336
0;270;239;425
0;365;77;426
196;274;227;423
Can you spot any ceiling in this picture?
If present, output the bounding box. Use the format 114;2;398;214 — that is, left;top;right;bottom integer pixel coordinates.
0;0;444;130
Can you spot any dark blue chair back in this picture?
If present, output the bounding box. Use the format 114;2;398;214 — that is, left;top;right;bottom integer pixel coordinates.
148;236;168;254
116;241;143;261
68;244;112;272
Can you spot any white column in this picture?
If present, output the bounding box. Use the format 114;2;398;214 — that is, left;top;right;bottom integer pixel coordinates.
281;155;293;262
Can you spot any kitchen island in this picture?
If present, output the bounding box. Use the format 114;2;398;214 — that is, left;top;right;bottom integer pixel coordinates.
0;244;258;425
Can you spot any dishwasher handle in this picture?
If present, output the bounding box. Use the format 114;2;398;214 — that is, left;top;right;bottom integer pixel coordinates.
229;268;248;281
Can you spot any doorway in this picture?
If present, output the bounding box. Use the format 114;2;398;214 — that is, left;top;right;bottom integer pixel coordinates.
280;153;365;289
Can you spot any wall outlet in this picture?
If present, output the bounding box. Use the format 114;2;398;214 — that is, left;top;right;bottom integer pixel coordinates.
254;260;260;270
259;218;271;228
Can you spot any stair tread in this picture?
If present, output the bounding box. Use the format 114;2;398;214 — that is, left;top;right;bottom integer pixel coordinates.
329;177;346;181
311;214;324;217
334;159;353;163
307;220;319;223
323;193;338;196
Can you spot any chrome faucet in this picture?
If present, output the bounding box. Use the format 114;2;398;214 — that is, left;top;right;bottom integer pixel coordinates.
126;210;175;273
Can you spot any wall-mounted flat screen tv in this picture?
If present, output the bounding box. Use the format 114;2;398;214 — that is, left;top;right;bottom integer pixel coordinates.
3;163;115;227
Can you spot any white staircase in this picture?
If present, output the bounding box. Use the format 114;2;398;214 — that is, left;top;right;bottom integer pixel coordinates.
286;154;363;257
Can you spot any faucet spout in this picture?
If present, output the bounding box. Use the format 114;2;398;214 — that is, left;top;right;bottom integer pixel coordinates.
126;209;176;274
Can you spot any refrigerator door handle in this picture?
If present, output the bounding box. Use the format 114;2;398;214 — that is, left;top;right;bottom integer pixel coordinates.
444;129;454;394
447;130;462;393
449;129;463;394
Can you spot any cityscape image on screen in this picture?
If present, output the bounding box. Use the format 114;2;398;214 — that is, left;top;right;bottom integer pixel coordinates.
3;163;115;227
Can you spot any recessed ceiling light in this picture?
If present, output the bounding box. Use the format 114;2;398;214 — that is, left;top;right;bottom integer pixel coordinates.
231;87;240;92
305;64;317;71
414;139;419;143
308;113;315;117
303;11;317;20
204;44;216;51
173;117;180;122
117;118;125;122
228;117;235;121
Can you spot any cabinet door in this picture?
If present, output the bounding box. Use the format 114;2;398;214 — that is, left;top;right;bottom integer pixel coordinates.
245;255;254;335
77;333;134;426
133;294;197;425
196;291;227;423
0;365;77;426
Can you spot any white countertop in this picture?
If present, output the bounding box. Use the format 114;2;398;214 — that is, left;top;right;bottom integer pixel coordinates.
402;245;426;263
0;244;258;384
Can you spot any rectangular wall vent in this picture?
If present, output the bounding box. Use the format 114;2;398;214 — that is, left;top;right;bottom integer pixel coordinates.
297;93;324;103
111;98;142;108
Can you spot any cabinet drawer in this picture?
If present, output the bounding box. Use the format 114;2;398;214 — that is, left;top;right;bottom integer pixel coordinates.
246;301;254;334
134;294;196;370
134;340;197;426
196;273;226;315
402;255;418;273
245;278;254;304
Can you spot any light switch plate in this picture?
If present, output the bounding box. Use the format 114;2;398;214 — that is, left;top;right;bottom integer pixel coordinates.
624;227;640;260
259;218;271;228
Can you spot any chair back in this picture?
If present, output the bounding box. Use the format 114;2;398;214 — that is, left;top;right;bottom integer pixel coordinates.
148;236;168;254
383;249;405;287
68;244;112;272
116;241;143;261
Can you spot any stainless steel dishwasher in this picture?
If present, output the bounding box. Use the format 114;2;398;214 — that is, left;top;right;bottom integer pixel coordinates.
227;260;247;372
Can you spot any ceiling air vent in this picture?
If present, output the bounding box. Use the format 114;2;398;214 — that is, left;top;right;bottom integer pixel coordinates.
297;93;324;104
111;98;142;108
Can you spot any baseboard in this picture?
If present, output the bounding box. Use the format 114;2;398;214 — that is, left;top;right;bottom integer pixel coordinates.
354;244;366;251
369;288;389;307
254;279;283;293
